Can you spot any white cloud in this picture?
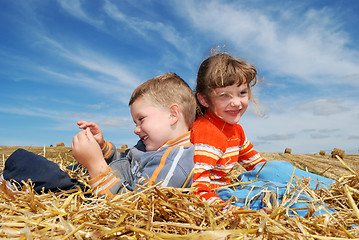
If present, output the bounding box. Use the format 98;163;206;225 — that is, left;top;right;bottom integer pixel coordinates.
298;99;350;116
103;0;192;54
182;1;359;86
242;96;359;153
86;102;109;109
100;116;132;128
0;106;92;122
57;0;103;28
310;133;329;139
38;67;135;106
40;36;141;88
258;133;295;141
318;128;340;133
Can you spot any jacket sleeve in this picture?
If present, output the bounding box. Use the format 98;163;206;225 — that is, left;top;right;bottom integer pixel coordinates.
237;138;267;171
88;141;146;196
191;124;227;206
88;166;124;197
101;140;122;164
190;118;247;207
191;143;226;206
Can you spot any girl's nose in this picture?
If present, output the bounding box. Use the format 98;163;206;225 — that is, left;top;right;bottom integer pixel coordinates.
230;96;242;107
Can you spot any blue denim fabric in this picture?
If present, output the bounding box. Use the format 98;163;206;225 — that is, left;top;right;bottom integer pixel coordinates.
3;148;85;193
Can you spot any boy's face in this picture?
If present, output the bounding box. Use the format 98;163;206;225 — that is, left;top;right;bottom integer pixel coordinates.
130;96;173;151
199;83;249;124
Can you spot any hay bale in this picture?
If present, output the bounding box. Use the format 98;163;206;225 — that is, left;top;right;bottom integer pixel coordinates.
117;144;128;153
56;142;65;147
331;148;345;159
284;148;292;154
121;144;128;149
319;150;326;156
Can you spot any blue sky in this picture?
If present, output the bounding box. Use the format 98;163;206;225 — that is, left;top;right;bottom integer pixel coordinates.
1;0;358;154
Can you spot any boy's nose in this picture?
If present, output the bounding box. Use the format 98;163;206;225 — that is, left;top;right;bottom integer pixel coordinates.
134;126;141;135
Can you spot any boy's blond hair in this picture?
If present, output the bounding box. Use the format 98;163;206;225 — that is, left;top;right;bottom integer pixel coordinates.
129;73;196;128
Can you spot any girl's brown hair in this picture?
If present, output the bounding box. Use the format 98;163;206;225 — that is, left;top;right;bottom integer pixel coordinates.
195;52;259;115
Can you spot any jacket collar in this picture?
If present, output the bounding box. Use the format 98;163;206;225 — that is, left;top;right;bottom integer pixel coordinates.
159;131;191;150
203;110;234;132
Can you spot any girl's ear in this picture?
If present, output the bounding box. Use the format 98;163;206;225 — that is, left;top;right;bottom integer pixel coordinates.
169;104;180;126
197;93;209;108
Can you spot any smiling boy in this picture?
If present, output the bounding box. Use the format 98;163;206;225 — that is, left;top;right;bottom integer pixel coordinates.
71;73;196;196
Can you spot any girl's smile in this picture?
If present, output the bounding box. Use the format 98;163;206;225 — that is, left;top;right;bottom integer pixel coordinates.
226;109;241;116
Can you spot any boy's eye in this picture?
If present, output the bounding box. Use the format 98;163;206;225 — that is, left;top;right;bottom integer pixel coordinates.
134;116;145;125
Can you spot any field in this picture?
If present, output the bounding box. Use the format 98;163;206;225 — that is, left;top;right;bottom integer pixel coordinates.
0;146;358;239
1;146;358;180
260;152;359;180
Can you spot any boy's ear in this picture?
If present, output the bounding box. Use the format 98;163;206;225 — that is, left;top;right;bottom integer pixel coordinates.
169;104;180;126
197;93;209;108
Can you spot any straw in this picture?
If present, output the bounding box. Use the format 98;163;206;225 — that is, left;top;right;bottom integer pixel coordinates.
0;147;358;239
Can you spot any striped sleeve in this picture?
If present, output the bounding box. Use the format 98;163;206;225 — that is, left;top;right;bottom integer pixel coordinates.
192;143;226;205
88;166;121;197
101;140;121;165
101;140;113;159
238;138;266;171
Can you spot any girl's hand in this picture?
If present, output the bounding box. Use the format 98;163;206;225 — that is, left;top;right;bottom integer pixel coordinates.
77;121;105;149
259;207;271;214
71;128;108;179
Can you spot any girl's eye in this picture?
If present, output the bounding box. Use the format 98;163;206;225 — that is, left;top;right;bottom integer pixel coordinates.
219;93;232;99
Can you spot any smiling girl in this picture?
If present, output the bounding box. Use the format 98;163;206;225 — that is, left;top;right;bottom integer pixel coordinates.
190;52;267;208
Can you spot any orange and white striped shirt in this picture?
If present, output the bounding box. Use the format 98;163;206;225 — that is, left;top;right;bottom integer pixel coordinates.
190;111;266;206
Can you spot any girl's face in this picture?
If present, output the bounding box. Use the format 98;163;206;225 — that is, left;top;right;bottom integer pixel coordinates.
198;83;249;124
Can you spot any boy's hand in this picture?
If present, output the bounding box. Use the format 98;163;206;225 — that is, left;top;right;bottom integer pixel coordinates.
71;128;108;179
77;121;105;149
